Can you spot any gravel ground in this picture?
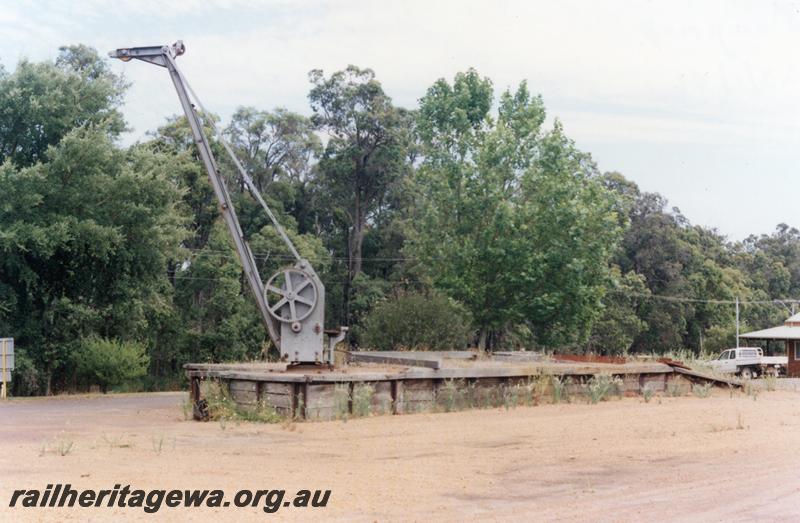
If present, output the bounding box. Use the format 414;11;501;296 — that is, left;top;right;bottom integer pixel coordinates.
2;389;800;521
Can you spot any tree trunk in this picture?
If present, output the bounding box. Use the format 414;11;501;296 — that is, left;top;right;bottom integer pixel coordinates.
343;183;367;326
45;368;52;396
477;329;488;351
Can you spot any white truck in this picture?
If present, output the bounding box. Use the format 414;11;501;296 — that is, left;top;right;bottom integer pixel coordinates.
706;347;786;379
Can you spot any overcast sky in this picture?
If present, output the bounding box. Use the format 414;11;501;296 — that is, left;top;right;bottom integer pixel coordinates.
2;0;799;240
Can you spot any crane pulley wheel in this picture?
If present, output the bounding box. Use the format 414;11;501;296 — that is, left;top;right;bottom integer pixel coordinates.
264;268;319;327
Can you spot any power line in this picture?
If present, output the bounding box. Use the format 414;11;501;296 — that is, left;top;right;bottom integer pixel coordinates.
171;251;800;307
169;273;799;308
608;289;797;306
179;247;428;263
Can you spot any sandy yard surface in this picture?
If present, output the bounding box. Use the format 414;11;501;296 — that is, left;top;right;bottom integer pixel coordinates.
2;388;800;522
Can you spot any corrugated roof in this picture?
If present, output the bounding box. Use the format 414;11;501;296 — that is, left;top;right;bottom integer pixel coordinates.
739;325;800;340
785;312;800;324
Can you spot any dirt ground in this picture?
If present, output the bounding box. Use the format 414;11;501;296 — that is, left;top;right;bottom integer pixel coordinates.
2;388;800;522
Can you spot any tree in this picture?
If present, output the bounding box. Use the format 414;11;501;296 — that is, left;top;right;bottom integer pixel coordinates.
307;66;409;324
587;268;649;354
0;126;186;394
75;337;149;393
225;106;320;191
173;223;265;364
0;45;127;167
412;73;624;349
606;174;753;354
361;292;474;350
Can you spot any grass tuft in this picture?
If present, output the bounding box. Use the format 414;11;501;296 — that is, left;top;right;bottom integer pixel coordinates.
666;380;684;397
692;382;713;398
642;384;655;403
550;375;569;405
585;374;622;404
352;383;374;418
201;380;283;424
744;381;759;401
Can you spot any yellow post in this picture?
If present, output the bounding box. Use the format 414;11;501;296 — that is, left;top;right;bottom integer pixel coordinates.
1;339;6;399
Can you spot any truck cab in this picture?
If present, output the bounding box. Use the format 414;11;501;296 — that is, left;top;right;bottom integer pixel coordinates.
707;347;786;379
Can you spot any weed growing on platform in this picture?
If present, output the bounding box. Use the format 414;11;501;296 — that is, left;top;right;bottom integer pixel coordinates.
334;383;351;421
201;380;282;424
550;375;569;404
642;384;655;403
692;383;713;398
585;374;621;404
352;383;375;417
666;381;684;397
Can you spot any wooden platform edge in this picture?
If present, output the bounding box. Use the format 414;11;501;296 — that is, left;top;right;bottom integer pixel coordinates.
185;362;675;383
669;365;743;388
348;352;442;369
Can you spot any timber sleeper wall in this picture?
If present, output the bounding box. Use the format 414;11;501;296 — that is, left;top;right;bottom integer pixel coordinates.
188;371;694;421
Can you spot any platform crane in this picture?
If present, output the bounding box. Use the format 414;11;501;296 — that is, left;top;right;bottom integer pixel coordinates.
109;41;346;365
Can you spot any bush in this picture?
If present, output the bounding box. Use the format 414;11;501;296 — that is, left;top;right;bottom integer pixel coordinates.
75;337;149;392
692;382;713;398
585;374;622;404
361;292;474;351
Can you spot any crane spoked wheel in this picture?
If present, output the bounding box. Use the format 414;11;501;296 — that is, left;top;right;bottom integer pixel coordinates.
264;268;318;332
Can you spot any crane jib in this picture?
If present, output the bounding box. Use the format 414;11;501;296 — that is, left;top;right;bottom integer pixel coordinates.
109;41;345;365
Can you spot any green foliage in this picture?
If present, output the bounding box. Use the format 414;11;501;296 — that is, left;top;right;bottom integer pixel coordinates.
0;45;127;167
433;377;540;413
352;383;375;417
587;268;649;354
666;381;685;397
412;76;623;349
692;382;713;398
361;292;474;350
4;45;800;397
642;384;655;403
174;223;266;364
0;124;186;393
307;66;410;325
225;106;321;191
201;380;282;423
585;374;622;404
550;375;569;404
75;337;149;392
346;273;391;346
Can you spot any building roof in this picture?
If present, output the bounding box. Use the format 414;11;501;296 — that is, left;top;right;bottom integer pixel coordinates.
739;325;800;340
785;312;800;325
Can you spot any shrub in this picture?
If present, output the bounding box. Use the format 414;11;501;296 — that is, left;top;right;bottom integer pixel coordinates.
75;337;149;392
666;380;685;397
551;375;569;404
361;292;474;350
200;380;282;423
585;374;622;404
642;384;655;403
692;382;713;398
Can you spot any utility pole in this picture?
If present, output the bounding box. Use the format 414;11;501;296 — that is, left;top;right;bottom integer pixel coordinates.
735;296;740;348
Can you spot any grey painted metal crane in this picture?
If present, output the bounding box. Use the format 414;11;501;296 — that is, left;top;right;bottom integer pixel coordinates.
109;41;346;364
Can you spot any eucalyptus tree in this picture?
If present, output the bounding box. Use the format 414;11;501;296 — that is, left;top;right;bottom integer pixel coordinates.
307;66;409;323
